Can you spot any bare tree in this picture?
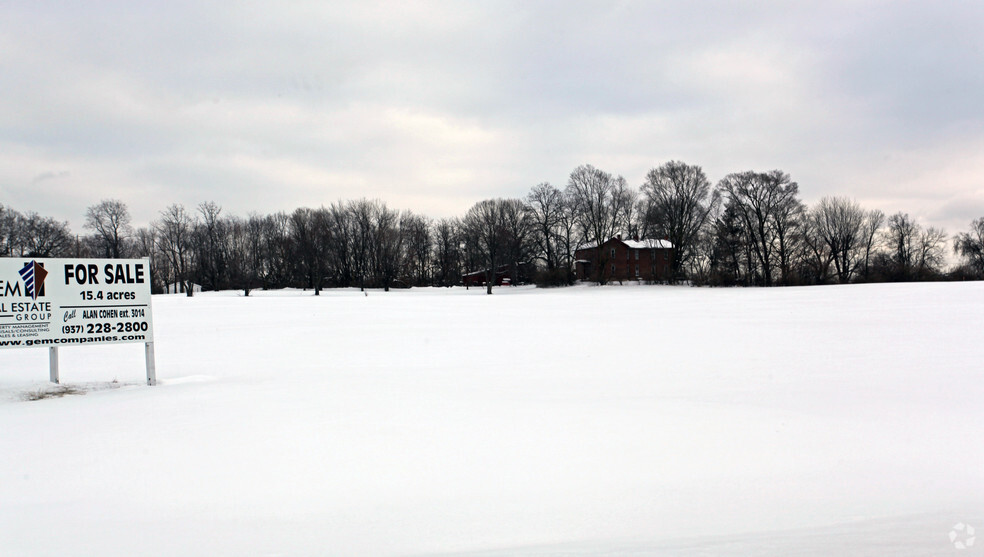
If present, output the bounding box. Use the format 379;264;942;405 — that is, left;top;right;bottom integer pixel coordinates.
262;212;294;289
324;202;354;287
954;217;984;277
768;174;806;286
710;201;752;286
883;212;919;280
155;204;196;296
566;164;635;284
374;204;402;291
500;198;535;285
226;213;265;296
290;207;320;293
339;199;408;291
18;212;74;257
810;196;866;283
525;182;565;273
0;204;22;257
225;216;252;295
348;199;377;291
554;190;580;285
287;207;335;295
916;226;948;279
859;209;885;282
194;201;227;291
639;161;718;282
687;225;718;286
310;208;333;294
400;211;432;287
799;215;834;284
84;199;133;258
432;218;463;287
132;226;164;293
463;199;509;294
880;212;946;281
717;170;802;286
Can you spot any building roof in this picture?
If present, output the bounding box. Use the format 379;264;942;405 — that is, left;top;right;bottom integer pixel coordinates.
623;238;673;249
578;237;674;251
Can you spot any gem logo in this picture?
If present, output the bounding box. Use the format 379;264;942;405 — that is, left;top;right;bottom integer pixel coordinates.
950;523;976;550
18;260;47;300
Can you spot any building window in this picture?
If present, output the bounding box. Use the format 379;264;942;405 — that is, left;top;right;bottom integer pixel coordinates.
664;251;669;261
635;264;639;276
610;248;616;259
634;249;639;260
611;264;616;274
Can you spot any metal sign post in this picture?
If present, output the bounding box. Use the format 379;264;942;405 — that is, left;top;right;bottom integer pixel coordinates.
145;342;157;386
49;346;59;384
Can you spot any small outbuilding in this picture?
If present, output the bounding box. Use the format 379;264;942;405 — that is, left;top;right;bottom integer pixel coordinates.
461;263;533;287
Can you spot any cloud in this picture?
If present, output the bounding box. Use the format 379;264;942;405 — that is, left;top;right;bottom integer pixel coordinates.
30;170;70;185
0;0;982;235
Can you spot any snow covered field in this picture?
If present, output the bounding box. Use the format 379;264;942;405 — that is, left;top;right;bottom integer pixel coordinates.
1;282;982;556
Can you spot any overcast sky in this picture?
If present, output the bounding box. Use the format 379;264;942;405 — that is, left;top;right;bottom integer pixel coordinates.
1;1;982;234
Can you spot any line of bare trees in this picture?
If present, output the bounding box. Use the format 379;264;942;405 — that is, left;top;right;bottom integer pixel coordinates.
2;161;984;294
140;200;446;296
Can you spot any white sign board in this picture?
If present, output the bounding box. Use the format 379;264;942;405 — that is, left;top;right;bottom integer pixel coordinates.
0;258;154;350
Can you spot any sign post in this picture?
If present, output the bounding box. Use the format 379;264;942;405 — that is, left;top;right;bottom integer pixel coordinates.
145;341;157;386
49;346;59;384
0;258;156;385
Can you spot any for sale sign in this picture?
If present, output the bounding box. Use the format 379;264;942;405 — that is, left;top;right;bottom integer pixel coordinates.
0;258;154;349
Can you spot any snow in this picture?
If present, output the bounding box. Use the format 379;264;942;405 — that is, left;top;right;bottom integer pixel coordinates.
579;238;674;250
622;238;673;249
1;282;982;556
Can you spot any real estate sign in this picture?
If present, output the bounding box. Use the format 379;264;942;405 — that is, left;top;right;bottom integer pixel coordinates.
0;258;154;350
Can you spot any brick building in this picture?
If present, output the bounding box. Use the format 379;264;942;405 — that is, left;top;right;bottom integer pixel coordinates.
575;236;674;283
